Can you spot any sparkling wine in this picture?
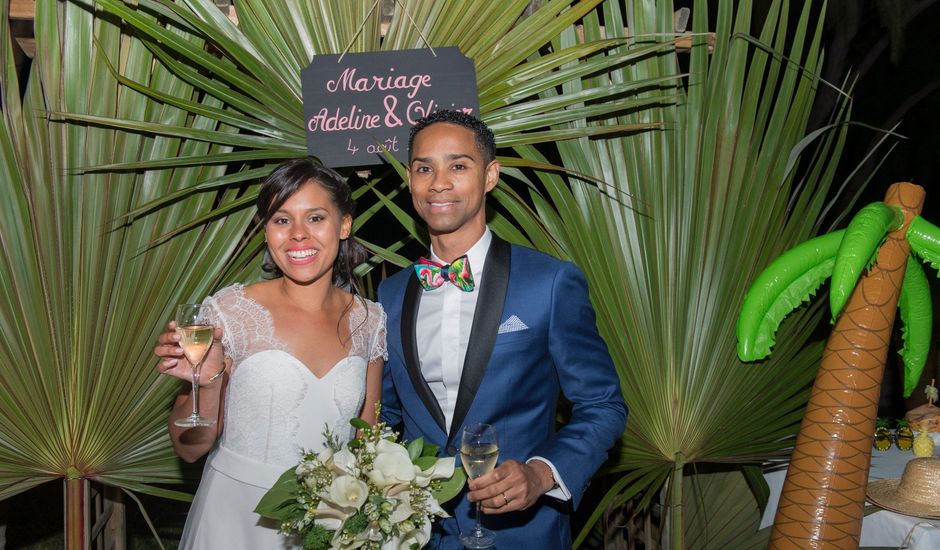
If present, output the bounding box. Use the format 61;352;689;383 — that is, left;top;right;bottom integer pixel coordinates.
461;443;499;479
178;324;213;364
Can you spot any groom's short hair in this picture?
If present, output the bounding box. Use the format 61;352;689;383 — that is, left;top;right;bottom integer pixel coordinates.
408;110;496;165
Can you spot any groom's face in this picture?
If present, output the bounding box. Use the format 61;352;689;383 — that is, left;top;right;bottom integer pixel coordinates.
407;122;499;242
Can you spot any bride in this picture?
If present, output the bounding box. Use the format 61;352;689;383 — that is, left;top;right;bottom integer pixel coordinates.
153;159;386;549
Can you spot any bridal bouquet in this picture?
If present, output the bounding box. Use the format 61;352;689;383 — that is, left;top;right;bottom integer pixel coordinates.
255;415;466;550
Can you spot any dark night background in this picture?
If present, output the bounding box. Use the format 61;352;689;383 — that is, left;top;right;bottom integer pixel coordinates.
809;0;940;416
3;1;940;547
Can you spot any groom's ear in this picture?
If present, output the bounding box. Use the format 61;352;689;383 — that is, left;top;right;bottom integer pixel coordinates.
484;159;500;193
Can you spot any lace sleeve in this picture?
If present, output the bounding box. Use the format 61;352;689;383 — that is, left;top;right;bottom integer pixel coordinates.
367;300;388;363
202;285;242;364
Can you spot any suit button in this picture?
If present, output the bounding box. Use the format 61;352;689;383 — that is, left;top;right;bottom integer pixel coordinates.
447;445;457;456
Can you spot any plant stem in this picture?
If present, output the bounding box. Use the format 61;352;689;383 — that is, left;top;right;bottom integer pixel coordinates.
64;476;86;550
670;452;685;550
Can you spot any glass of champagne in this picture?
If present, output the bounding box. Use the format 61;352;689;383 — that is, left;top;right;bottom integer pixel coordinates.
459;423;499;549
173;303;216;428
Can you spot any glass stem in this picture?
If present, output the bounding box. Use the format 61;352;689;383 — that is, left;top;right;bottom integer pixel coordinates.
475;500;483;534
191;363;201;418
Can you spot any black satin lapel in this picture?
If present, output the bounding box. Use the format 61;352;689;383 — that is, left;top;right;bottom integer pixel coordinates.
401;272;447;433
447;237;511;443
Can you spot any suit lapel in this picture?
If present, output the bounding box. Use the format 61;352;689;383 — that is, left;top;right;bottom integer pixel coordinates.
447;237;511;443
401;272;447;433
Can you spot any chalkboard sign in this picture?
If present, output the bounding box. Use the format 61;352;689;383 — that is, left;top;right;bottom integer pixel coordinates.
302;47;479;168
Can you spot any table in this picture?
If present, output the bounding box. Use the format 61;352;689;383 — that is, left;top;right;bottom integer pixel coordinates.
761;447;940;548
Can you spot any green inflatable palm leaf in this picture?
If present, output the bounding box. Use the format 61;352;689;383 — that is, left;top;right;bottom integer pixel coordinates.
740;208;940;398
829;203;902;320
736;230;844;361
898;257;931;397
908;216;940;270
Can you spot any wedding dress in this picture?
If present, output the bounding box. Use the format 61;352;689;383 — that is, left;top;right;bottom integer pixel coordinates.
178;284;387;550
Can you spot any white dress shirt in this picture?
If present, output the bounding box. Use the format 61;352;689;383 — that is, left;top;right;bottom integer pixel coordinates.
415;228;570;500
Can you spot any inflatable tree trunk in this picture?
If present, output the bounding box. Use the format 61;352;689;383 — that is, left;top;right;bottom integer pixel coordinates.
769;183;925;549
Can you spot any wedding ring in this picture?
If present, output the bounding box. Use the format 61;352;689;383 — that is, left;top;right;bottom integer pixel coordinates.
502;492;510;506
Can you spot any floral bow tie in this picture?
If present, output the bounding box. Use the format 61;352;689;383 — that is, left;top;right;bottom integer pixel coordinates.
413;255;475;292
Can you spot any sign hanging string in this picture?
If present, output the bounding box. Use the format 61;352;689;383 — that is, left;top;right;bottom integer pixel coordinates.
338;0;438;63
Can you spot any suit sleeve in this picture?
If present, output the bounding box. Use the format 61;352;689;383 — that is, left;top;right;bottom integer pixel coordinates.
531;261;627;509
377;280;403;429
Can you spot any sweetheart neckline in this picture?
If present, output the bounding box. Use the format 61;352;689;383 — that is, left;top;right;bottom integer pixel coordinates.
241;349;362;381
228;284;370;379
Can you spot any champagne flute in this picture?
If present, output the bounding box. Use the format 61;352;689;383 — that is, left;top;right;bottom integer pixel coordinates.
459;423;499;549
173;303;216;428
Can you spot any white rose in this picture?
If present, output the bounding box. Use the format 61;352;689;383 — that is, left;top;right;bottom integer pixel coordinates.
328;475;369;510
414;457;455;487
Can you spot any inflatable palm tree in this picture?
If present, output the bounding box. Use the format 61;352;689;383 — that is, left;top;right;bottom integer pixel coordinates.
737;182;940;548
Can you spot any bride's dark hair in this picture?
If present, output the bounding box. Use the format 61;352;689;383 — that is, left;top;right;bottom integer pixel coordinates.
256;158;369;294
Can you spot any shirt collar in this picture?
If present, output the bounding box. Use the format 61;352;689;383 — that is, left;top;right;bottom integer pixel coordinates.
429;227;492;281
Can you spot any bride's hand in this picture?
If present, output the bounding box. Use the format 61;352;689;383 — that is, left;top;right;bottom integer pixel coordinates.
154;320;226;386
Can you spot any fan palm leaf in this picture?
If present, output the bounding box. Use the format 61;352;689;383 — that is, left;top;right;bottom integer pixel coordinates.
0;0;260;544
1;0;683;545
67;0;673;240
483;0;892;546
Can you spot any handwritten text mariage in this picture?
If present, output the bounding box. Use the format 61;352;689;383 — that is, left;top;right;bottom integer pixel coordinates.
307;67;472;133
301;48;478;167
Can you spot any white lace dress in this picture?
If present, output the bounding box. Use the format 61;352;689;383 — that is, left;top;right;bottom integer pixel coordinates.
179;284;387;550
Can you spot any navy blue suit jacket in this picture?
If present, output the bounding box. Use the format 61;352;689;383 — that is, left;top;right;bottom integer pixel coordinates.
379;236;626;549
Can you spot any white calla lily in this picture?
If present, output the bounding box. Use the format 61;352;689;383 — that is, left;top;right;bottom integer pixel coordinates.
328;475;369;510
376;438;410;457
425;495;447;517
387;493;414;523
313;499;350;530
331;448;358;474
397;521;432;549
368;440;416;488
414;457;455;487
317;446;335;463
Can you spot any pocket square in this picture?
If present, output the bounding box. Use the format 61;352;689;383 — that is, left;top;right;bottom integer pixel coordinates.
498;315;529;334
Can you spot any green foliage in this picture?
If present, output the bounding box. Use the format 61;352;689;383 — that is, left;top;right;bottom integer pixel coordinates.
483;0;890;545
303;524;333;550
253;467;301;522
0;0;255;506
0;0;893;547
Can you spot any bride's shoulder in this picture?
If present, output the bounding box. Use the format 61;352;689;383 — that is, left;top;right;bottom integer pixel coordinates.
354;295;386;319
206;282;268;317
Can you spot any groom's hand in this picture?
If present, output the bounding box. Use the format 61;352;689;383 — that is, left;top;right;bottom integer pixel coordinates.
468;459;555;514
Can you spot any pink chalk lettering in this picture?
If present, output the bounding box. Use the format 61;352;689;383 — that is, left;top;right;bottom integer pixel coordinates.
406;99;438;125
307;106;382;132
325;68;433;99
383;95;402;127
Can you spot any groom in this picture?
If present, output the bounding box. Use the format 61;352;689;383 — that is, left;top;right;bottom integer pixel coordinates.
378;110;626;549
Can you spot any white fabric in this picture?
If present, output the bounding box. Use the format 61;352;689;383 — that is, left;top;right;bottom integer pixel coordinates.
415;229;569;501
415;228;491;433
179;284;387;550
497;314;529;334
762;447;940;549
